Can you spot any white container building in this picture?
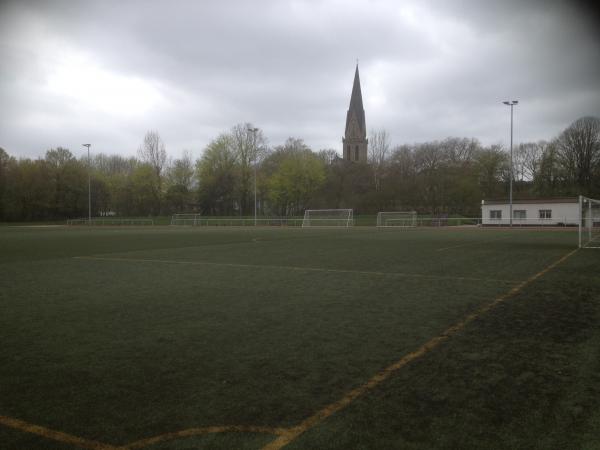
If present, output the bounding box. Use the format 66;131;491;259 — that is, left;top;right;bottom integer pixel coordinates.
481;197;579;226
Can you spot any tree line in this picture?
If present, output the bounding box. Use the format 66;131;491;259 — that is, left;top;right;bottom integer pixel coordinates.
0;116;598;221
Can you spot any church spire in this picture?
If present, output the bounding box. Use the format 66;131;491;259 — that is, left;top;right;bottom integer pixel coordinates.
349;64;365;129
343;64;368;162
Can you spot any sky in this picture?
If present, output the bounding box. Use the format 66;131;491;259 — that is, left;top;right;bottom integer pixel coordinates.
1;0;599;160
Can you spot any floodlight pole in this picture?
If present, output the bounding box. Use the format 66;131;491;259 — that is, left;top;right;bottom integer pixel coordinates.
82;144;91;224
247;127;259;226
502;101;518;227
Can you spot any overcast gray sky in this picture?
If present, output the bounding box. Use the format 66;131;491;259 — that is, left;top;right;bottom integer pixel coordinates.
1;0;599;160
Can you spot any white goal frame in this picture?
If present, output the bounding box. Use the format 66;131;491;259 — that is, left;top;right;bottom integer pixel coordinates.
302;209;354;227
376;211;417;227
579;195;600;248
171;213;202;226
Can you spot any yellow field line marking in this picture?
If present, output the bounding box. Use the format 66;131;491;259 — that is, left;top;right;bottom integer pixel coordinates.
120;425;287;449
0;415;117;450
73;256;517;284
260;248;578;450
4;250;574;449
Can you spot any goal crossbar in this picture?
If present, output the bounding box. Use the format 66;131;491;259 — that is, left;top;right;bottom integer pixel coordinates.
302;209;353;227
171;213;202;226
377;211;417;227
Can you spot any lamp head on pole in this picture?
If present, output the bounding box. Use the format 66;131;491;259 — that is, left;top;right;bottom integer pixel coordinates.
502;100;518;106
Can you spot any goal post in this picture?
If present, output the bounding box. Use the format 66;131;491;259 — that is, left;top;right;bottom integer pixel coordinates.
171;213;202;226
302;209;353;227
377;211;417;227
579;196;600;248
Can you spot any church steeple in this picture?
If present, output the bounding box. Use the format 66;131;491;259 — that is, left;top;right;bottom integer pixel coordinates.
343;64;368;162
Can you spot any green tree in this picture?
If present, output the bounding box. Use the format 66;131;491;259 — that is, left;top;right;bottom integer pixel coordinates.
165;151;196;213
0;148;12;220
197;134;238;215
45;148;87;218
13;159;54;220
92;153;138;215
131;164;158;215
476;145;509;200
268;147;325;216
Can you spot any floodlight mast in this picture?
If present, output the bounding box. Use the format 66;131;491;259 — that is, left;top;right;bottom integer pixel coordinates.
247;127;259;226
502;100;518;227
82;144;91;224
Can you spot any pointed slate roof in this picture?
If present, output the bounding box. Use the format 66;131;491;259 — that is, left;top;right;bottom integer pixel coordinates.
345;64;366;138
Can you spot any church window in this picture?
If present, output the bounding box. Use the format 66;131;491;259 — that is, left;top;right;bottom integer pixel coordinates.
355;146;359;161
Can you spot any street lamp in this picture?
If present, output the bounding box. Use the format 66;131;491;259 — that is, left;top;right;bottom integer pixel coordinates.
82;144;91;224
247;128;259;226
502;100;518;227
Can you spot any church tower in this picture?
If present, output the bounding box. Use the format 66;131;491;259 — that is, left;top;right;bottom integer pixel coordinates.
343;64;368;162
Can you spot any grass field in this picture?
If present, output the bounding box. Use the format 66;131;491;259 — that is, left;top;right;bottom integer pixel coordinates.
1;225;599;449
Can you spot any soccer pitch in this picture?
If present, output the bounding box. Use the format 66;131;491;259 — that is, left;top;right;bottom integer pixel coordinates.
1;226;599;449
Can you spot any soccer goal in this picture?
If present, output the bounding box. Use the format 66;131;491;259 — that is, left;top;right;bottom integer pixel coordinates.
302;209;354;227
171;213;202;226
376;211;417;227
579;196;600;248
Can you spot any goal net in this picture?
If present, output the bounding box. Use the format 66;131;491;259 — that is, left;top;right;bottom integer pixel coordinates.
171;213;202;226
579;196;600;248
377;211;417;227
302;209;353;227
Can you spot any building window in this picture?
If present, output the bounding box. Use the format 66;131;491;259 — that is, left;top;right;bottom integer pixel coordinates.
490;210;502;220
355;146;359;161
513;210;526;219
539;209;552;219
346;146;350;160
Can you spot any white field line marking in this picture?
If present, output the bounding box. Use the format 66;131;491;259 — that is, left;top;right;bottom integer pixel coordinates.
436;236;511;252
73;255;517;284
584;234;600;247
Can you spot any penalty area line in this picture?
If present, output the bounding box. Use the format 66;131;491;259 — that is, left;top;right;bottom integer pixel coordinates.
260;248;579;450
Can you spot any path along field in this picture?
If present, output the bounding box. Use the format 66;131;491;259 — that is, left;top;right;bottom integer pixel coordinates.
1;226;599;449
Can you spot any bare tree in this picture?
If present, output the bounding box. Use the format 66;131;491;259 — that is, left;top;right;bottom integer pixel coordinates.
414;141;446;173
138;130;167;214
276;137;310;154
368;129;390;166
317;149;338;165
514;141;547;182
138;130;167;179
440;137;480;165
556;116;600;193
534;141;561;196
368;129;391;191
230;123;267;214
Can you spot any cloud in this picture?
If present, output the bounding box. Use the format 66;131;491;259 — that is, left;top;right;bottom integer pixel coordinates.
0;0;598;159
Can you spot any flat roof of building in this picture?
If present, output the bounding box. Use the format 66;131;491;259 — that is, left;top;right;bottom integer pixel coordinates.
482;197;578;205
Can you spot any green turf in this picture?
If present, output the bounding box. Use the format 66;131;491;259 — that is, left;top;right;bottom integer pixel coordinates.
0;226;598;449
